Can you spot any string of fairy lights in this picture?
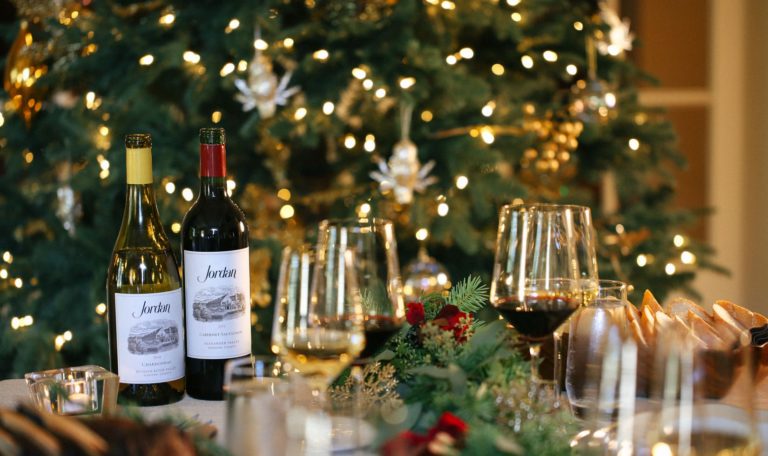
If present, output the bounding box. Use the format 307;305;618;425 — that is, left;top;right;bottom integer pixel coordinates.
1;0;693;351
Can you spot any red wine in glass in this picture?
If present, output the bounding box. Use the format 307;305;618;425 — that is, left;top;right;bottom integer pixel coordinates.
359;315;402;359
495;295;579;341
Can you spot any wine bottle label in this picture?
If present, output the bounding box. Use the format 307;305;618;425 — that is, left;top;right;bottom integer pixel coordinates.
183;247;251;359
114;288;184;384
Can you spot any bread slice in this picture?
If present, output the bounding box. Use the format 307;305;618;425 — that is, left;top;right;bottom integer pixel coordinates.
665;297;713;324
640;306;656;342
641;290;663;315
712;303;748;341
688;311;728;349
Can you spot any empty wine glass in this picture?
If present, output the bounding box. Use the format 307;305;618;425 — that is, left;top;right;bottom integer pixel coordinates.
317;218;405;363
271;244;365;395
491;204;584;395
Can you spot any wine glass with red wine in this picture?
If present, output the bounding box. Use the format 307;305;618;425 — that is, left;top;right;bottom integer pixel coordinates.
317;218;405;363
490;204;584;390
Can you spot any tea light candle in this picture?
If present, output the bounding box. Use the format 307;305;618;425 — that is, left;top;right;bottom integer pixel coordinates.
60;380;92;414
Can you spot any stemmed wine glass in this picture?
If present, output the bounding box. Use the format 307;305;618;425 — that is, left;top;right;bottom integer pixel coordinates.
317;218;405;363
271;244;365;395
491;204;585;393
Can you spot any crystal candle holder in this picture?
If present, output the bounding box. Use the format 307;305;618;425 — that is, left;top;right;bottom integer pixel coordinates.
25;365;118;416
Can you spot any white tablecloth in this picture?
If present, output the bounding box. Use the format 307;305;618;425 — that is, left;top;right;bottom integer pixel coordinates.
0;379;227;444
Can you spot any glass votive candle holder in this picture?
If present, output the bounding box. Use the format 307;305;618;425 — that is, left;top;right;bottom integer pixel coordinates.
25;365;118;416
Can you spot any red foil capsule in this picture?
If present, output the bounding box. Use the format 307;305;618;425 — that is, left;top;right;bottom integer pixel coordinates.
200;144;226;177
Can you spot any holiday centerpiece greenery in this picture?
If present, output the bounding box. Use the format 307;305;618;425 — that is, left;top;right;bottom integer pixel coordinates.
331;276;578;455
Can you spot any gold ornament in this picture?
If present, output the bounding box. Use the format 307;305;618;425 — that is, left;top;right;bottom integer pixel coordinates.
3;20;49;124
234;32;299;119
402;247;451;301
249;248;273;308
370;103;436;205
518;105;583;195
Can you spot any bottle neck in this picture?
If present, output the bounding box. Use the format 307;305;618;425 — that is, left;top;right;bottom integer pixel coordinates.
118;183;167;248
200;176;227;198
199;143;227;199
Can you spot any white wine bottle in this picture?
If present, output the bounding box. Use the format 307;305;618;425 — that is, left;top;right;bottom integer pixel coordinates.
107;133;185;405
182;127;251;400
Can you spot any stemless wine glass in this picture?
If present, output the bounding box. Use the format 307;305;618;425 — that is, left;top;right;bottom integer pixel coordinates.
640;327;759;456
317;218;405;363
271;244;365;395
566;280;629;419
491;204;585;394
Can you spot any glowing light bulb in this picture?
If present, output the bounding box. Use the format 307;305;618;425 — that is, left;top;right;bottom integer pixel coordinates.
139;54;154;66
665;263;676;276
480;128;495;144
375;88;386;99
415;228;429;241
14;278;22;288
673;234;685;247
521;55;534;69
183;51;201;64
159;13;175;25
459;47;474;59
456;175;469;189
237;60;247;71
95;303;107;315
211;111;222;123
254;39;268;50
491;64;505;76
220;62;235;77
543;50;558;62
358;203;371;216
344;134;356;149
399;77;416;89
2;252;12;263
323;101;335;115
628;138;640;151
0;269;7;279
313;49;329;61
63;330;72;341
511;12;522;22
280;204;295;219
171;222;181;233
574;21;584;31
283;38;294;48
277;188;291;201
437;203;449;216
636;254;647;267
182;188;194;201
446;55;457;65
507;0;521;5
352;68;367;79
364;134;376;152
294;107;307;120
481;101;495;117
228;18;240;30
681;251;696;264
566;64;578;75
421;110;433;122
362;79;374;90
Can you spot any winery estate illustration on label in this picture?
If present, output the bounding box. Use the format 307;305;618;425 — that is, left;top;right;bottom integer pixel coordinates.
184;247;251;359
114;288;184;384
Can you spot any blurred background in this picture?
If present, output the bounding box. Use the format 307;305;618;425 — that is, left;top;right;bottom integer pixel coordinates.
0;0;762;376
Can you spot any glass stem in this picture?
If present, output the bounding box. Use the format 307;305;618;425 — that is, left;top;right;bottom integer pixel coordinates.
529;343;542;383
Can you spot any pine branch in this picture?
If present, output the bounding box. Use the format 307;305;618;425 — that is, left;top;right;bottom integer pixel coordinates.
448;276;489;313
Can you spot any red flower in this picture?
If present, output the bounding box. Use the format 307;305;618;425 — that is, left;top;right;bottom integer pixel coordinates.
381;430;429;456
406;302;426;325
381;413;468;455
428;412;469;440
433;304;473;342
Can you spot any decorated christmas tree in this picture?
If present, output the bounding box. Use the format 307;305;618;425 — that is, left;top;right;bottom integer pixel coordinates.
0;0;720;377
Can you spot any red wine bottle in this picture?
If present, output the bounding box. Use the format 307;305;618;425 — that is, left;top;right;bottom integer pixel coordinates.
107;134;185;406
182;128;251;400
